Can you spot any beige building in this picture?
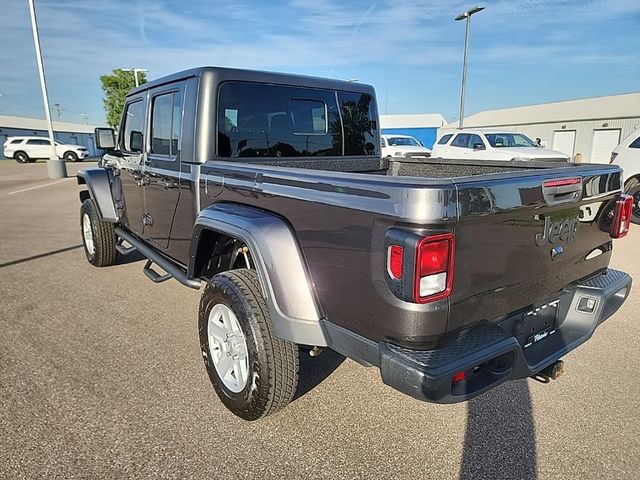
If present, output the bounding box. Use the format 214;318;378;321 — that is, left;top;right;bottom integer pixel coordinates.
440;92;640;163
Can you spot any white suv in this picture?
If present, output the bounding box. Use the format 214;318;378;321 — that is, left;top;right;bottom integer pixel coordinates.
3;136;89;163
431;130;569;162
610;128;640;223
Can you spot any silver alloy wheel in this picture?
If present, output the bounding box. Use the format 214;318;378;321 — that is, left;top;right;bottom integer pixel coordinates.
208;303;249;393
82;213;95;255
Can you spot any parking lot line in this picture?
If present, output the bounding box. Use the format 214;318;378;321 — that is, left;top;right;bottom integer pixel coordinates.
7;178;73;195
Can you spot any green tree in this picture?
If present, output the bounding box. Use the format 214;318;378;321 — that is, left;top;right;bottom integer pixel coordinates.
99;69;147;128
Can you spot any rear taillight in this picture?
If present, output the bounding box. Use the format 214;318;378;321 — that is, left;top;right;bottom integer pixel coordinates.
610;152;618;164
414;233;455;303
386;229;455;304
610;194;633;239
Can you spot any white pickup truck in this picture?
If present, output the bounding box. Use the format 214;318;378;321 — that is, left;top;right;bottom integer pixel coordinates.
380;134;431;159
432;130;569;162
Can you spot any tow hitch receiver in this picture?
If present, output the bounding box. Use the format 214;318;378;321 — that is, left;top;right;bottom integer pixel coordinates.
533;360;565;382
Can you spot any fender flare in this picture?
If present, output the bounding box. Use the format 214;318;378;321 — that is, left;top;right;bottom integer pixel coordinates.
76;167;119;222
189;203;328;346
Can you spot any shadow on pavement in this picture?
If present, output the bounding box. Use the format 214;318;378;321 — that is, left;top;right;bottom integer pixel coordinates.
293;348;346;401
459;379;537;480
114;249;147;265
0;244;83;269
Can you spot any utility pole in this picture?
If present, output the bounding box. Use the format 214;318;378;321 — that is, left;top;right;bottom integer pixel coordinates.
121;68;148;88
52;102;64;120
455;6;485;130
28;0;66;178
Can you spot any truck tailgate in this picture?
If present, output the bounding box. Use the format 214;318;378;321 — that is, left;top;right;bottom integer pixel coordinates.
448;164;623;333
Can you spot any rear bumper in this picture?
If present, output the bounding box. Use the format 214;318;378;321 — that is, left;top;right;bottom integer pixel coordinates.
326;268;631;403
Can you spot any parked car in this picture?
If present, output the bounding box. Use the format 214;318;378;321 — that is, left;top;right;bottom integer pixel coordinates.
78;67;631;421
610;127;640;223
432;130;569;162
3;136;89;163
380;134;431;158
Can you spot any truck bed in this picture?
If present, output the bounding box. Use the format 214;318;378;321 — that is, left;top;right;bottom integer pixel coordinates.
388;157;577;179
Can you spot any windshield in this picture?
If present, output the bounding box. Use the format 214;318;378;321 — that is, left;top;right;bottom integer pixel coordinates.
387;136;421;147
485;133;537;148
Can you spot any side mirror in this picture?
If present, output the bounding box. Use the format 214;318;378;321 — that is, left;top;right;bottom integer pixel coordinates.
130;130;143;153
95;128;116;150
473;143;486;151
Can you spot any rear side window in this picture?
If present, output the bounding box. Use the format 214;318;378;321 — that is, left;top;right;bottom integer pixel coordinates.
10;139;23;144
122;100;145;153
629;136;640;149
437;134;453;145
26;139;50;145
150;91;182;156
338;92;378;156
217;82;341;158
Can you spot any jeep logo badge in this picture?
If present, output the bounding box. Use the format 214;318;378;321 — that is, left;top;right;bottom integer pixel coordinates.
535;216;579;247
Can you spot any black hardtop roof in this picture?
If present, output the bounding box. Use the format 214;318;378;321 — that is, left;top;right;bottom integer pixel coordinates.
127;66;376;97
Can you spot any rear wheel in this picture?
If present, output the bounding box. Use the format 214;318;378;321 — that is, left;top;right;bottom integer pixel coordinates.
14;151;29;164
198;269;299;421
80;199;118;266
627;185;640;225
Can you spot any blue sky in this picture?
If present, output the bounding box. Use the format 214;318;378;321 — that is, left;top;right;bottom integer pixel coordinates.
0;0;638;126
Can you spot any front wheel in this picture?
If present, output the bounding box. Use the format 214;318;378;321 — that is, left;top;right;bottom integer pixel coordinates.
80;199;118;266
64;151;79;162
627;185;640;225
198;269;299;421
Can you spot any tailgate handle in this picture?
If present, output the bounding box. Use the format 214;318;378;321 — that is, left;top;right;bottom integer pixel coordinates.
542;177;582;205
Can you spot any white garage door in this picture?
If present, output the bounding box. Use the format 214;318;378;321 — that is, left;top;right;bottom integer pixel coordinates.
591;129;621;163
553;130;576;159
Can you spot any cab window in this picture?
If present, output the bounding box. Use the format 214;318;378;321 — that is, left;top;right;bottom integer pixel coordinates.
217;82;341;158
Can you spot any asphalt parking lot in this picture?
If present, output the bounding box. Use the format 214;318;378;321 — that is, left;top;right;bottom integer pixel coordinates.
1;160;639;479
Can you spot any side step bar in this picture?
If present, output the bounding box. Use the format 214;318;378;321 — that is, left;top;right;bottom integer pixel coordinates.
114;227;201;290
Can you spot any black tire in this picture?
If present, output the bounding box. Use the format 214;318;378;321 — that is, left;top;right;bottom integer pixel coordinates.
64;151;79;162
628;185;640;225
625;177;639;192
80;199;118;267
198;269;299;421
14;151;29;164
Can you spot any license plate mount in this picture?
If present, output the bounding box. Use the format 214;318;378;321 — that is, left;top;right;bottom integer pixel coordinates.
515;299;559;348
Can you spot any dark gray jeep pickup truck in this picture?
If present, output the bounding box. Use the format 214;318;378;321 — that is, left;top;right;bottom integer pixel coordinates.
78;67;633;420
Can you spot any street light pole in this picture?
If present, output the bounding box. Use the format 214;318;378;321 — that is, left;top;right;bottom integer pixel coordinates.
455;6;484;130
28;0;67;178
122;68;148;87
